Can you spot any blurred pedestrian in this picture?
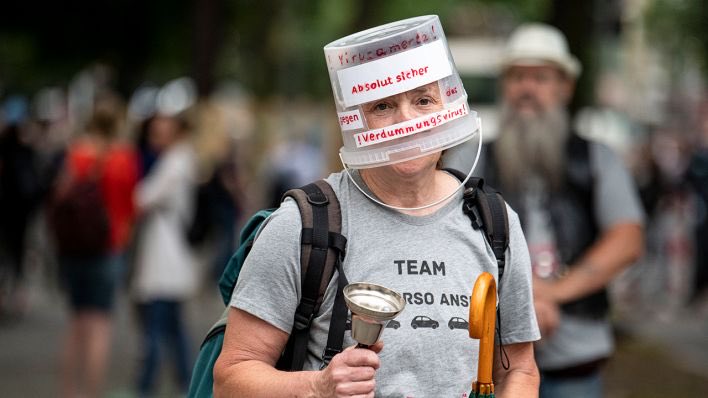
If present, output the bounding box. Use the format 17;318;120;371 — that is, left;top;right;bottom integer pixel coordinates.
264;137;326;209
130;108;198;397
188;101;243;281
51;97;139;398
136;115;160;180
127;85;161;180
687;100;708;305
0;96;42;318
476;24;644;397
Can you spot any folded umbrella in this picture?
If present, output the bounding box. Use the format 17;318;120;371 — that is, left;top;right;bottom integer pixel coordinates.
469;272;497;398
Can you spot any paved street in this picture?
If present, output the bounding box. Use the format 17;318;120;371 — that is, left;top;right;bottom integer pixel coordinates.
1;264;708;397
0;263;223;398
604;300;708;397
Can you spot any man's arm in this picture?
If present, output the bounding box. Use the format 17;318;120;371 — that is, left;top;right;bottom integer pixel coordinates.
535;222;643;304
213;307;381;398
493;342;539;398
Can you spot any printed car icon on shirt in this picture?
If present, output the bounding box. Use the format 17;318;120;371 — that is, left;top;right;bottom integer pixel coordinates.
410;315;439;329
448;317;469;330
385;320;400;329
345;318;400;330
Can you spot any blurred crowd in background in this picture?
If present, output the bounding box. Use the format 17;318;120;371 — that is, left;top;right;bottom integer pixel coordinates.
1;0;708;397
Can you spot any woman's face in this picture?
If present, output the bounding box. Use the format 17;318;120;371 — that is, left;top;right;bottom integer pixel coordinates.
361;82;444;177
362;82;443;129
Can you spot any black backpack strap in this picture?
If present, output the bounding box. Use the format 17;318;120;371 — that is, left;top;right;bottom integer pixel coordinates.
277;180;347;371
444;168;512;369
320;258;349;369
465;179;509;282
444;168;509;282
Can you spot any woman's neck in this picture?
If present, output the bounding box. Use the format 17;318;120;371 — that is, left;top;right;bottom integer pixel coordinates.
359;167;458;216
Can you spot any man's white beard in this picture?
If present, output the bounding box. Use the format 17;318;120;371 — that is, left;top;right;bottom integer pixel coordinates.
494;103;569;192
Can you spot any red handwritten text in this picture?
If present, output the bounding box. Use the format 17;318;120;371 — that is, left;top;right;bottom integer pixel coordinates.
331;28;438;67
339;113;360;126
350;67;430;95
354;101;468;147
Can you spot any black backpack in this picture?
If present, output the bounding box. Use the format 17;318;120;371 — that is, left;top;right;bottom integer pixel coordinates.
187;173;509;397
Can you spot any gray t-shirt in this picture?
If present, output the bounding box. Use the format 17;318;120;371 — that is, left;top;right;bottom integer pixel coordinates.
531;142;645;370
450;140;645;370
230;171;540;397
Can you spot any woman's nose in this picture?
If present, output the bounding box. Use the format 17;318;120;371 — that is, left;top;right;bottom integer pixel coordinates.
395;103;416;124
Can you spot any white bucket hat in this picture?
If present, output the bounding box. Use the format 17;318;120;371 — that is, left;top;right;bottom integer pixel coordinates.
500;23;581;78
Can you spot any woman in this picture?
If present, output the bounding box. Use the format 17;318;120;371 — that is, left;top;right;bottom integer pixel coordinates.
214;16;540;397
131;111;197;397
56;101;139;398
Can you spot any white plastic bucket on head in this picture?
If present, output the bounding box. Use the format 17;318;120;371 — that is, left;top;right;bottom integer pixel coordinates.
324;15;480;169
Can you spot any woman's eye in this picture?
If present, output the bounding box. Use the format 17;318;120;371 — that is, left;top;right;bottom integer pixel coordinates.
374;103;390;111
417;97;435;106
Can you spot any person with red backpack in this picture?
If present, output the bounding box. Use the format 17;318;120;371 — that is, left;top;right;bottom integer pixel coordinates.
51;100;139;398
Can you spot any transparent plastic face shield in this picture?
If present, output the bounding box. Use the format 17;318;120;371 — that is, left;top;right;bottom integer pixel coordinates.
324;15;481;170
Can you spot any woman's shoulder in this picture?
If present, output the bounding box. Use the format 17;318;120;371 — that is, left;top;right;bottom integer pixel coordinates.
324;170;349;198
254;198;303;242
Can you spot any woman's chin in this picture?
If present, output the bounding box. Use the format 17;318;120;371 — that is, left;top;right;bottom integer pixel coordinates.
385;153;441;178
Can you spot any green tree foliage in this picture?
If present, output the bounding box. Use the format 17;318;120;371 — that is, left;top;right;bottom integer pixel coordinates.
217;0;548;99
0;0;549;98
646;0;708;79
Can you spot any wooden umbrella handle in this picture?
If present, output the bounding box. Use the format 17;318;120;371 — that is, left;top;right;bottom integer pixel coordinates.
468;272;497;390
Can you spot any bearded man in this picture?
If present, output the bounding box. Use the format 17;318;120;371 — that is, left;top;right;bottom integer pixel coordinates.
479;24;644;398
